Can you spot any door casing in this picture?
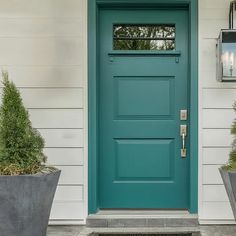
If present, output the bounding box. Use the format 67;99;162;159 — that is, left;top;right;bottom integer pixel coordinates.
88;0;198;214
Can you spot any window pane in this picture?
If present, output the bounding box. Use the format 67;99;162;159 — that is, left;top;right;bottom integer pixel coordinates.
114;25;175;39
114;39;175;50
113;24;175;50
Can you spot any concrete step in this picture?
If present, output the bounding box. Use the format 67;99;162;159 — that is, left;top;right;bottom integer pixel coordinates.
86;210;199;228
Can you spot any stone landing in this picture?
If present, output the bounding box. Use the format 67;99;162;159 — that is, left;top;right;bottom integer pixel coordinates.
86;210;199;228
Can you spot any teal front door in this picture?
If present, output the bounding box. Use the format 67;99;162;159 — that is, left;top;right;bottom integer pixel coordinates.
98;8;190;209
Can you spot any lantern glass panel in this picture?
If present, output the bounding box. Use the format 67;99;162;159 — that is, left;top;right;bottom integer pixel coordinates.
222;43;236;77
221;31;236;78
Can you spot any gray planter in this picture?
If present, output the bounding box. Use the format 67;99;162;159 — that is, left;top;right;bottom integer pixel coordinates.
0;169;60;236
219;168;236;219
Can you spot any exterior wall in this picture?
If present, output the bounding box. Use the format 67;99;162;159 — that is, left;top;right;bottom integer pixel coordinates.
199;0;236;224
0;0;87;224
1;0;236;225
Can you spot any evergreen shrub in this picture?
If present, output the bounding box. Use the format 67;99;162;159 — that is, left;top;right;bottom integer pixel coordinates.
224;101;236;170
0;71;47;175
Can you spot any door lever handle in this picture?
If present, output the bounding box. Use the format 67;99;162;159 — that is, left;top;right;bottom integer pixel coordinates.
182;132;186;150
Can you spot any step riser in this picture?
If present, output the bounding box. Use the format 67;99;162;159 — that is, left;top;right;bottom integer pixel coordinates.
86;218;199;228
91;234;200;236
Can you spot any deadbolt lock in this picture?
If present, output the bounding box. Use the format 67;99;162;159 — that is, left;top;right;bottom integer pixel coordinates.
180;109;188;121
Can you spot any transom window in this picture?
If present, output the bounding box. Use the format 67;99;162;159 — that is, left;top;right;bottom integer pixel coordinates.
113;24;175;50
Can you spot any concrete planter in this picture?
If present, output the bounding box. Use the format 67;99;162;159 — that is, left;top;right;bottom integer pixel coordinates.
219;168;236;219
0;169;60;236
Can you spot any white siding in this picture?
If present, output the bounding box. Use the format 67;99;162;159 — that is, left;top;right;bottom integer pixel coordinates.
0;0;87;224
199;0;236;223
3;0;236;225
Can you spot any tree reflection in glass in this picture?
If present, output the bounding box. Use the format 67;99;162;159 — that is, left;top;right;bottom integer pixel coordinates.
113;25;175;50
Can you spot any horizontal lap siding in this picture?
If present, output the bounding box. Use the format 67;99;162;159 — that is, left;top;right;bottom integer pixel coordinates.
0;38;82;65
202;129;232;147
202;148;230;165
199;0;235;222
29;109;84;129
4;66;84;87
202;109;234;128
0;0;84;18
0;0;87;222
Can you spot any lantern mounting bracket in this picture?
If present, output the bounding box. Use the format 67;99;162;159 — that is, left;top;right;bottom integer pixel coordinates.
229;0;236;29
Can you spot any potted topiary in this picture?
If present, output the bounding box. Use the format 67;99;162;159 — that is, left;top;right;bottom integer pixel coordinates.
219;101;236;220
0;71;60;236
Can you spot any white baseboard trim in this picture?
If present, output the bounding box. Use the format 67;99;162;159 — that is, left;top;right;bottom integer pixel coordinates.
49;219;85;225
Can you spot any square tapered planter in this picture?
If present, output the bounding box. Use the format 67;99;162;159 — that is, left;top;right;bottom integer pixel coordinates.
219;168;236;219
0;169;60;236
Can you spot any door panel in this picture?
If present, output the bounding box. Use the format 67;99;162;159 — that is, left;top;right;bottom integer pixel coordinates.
98;9;189;209
115;76;174;118
115;139;174;180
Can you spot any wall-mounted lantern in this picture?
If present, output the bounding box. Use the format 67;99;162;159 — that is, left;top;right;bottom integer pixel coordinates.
217;29;236;82
217;1;236;82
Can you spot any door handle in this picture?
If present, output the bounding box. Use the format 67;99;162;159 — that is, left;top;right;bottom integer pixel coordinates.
182;132;186;150
180;125;187;158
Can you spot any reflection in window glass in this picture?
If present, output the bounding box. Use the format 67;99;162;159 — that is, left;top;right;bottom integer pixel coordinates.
114;39;175;51
113;24;175;50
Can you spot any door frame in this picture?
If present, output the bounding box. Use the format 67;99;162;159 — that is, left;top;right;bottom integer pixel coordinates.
88;0;198;214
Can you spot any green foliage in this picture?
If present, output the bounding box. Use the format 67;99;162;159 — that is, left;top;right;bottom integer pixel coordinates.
224;101;236;170
0;71;46;175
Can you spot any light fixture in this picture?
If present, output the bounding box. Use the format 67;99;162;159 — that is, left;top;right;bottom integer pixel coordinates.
217;1;236;82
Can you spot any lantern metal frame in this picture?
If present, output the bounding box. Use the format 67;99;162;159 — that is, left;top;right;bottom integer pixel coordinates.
217;29;236;82
217;1;236;82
